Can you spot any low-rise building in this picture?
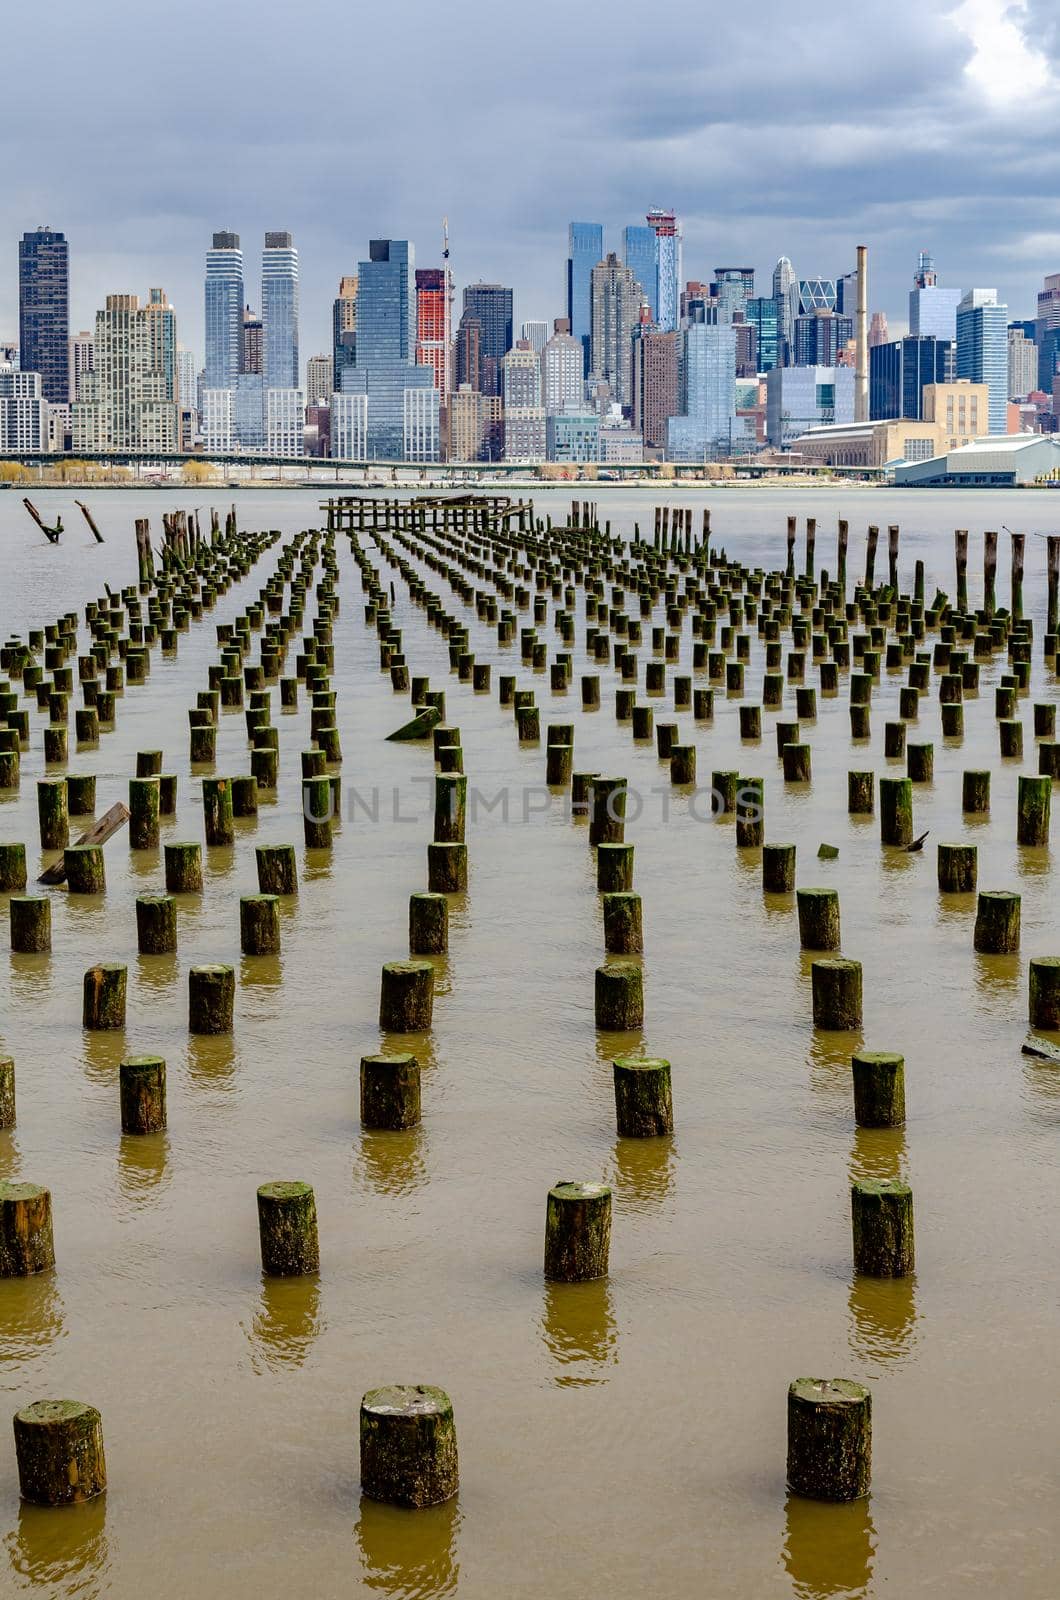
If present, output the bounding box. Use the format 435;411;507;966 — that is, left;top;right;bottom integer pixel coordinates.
546;408;599;464
895;434;1060;486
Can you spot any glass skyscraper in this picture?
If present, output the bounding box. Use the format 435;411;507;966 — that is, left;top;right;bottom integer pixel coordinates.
340;239;438;460
870;336;952;421
647;210;681;333
262;232;300;391
957;290;1008;433
746;296;780;371
909;252;961;342
204;232;244;391
772;257;798;365
623;226;657;323
666;322;737;460
18;227;70;403
462;284;513;365
568;223;604;375
714;268;754;324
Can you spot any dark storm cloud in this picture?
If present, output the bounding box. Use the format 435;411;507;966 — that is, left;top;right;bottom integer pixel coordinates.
3;0;1058;361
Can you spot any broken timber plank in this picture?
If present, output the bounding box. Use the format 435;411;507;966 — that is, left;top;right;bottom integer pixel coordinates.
38;802;130;885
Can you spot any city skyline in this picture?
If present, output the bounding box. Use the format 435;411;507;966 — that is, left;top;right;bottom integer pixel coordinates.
2;0;1058;361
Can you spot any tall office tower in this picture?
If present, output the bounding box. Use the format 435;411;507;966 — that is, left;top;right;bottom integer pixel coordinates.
416;268;451;400
869;312;890;348
262;232;299;391
541;318;584;413
68;330;94;402
956;289;1009;433
0;370;48;452
454;313;482;392
333;275;358;385
1008;327;1038;400
793;310;853;367
745;297;780;372
1035;273;1060;389
568;222;604;374
204;232;244;390
340;239;438;461
501;341;546;461
242;306;263;374
646;209;681;332
462;283;513;369
632;329;678;449
869;335;952;420
18;227;69;403
772;257;798;364
590;253;641;410
623;226;658;323
306;355;333;405
72;290;179;452
713;268;754;324
909;251;961;341
798;277;838;314
521;320;548;355
176;345;198;444
265;386;305;457
666;322;737;460
733;316;757;377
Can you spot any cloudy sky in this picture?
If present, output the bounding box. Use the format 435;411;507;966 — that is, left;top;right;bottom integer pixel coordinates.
3;0;1058;368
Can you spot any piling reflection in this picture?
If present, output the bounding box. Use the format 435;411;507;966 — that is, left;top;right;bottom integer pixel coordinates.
1016;844;1051;880
117;1131;169;1203
847;1126;906;1186
127;848;161;884
357;1128;429;1197
186;1033;237;1084
356;1494;460;1597
782;1493;875;1599
0;1272;65;1362
246;1274;323;1372
609;1135;675;1211
541;1277;617;1386
807;1032;861;1103
8;955;52;1005
972;951;1021;1001
238;952;284;992
848;1269;919;1366
5;1493;108;1595
134;951;179;995
79;1030;127;1085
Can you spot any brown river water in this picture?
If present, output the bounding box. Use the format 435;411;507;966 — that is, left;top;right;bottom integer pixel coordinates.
0;484;1056;1599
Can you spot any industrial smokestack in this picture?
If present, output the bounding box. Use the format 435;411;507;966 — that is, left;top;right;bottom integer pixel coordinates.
855;244;869;424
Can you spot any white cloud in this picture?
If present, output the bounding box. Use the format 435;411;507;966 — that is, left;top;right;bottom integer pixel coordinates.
950;0;1052;106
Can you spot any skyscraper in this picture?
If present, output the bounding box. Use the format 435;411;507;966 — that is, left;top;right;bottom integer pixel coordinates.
454;313;481;392
568;222;604;375
73;290;179;453
333;275;358;385
306;355;333;405
632;330;678;449
502;342;546;461
18;227;69;403
590;254;641;409
261;232;299;391
241;307;263;374
667;322;737;460
0;371;48;453
541;319;584;414
646;209;681;332
798;277;838;314
68;330;94;403
869;336;952;420
713;268;754;324
793;310;853;367
521;320;548;355
772;257;798;365
1035;273;1060;389
204;232;243;391
416;269;451;401
340;239;438;461
462;284;513;368
956;289;1008;433
1008;326;1038;400
909;251;961;342
746;297;780;372
623;226;658;323
869;312;890;348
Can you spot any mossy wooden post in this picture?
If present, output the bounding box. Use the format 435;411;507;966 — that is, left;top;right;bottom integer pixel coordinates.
973;891;1020;954
1010;531;1025;622
37;778;69;850
595;960;644;1029
380;961;434;1031
983;530;998;618
613;1056;673;1136
735;776;764;847
0;1056;14;1128
257;1181;319;1276
1017;774;1050;845
937;843;977;893
602;891;643;953
136;893;177;953
544;1182;612;1281
302;776;333;849
13;1401;106;1506
670;744;696;785
434;774;467;843
787;1379;871;1502
0;1182;54;1275
797;888;840;950
1028;957;1060;1027
256;845;297;895
763;842;796;893
128;777;160;849
837;519;848;594
782;743;811;783
0;843;27;893
786;516;797;578
409;892;448;954
360;1053;421;1129
962;770;990;814
189;964;235;1033
852;1180;914;1276
202;777;234;846
597;842;634;892
864;525;879;589
427;842;467;893
83;963;126;1029
66;774;96;816
65;845;105;894
851;1050;905;1127
119;1056;166;1133
847;771;873;815
954;529;969;612
360;1386;459;1508
879;777;913;846
10;897;51;953
589;777;627;846
240;894;280;954
165;841;202;893
812;958;862;1029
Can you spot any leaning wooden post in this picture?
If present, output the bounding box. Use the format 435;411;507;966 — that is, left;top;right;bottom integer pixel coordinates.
785;516;796;577
852;1180;914;1275
13;1401;106;1506
544;1182;611;1281
120;1056;167;1133
787;1380;871;1502
804;518;816;579
0;1182;55;1274
1010;532;1025;622
613;1056;673;1136
887;524;899;590
257;1182;319;1275
954;529;968;612
983;530;998;618
360;1386;459;1508
851;1051;905;1127
864;526;878;589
